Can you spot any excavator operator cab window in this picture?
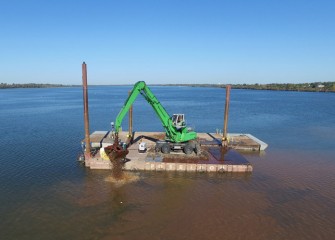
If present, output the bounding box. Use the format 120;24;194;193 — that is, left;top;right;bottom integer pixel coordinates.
172;114;185;130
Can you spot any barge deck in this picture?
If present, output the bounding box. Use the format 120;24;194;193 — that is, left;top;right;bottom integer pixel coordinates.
82;131;267;173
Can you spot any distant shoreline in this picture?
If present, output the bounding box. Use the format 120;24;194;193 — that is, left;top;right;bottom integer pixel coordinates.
0;83;78;89
1;82;334;92
156;82;335;93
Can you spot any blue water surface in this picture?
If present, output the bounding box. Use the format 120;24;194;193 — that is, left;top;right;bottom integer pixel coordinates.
0;86;334;239
1;86;335;184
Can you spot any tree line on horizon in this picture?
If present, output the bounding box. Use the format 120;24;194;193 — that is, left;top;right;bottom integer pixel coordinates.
0;83;67;89
1;81;335;92
158;81;335;92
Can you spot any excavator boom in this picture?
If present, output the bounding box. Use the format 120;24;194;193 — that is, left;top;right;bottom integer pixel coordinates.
114;81;197;143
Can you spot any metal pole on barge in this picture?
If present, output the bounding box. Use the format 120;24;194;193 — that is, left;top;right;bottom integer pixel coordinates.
128;90;133;141
222;84;231;147
82;62;91;158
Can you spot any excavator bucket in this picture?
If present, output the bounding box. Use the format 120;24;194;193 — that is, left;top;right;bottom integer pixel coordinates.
104;143;129;162
104;135;129;162
104;140;129;180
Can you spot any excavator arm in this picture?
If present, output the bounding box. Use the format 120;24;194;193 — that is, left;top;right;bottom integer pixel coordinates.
114;81;197;143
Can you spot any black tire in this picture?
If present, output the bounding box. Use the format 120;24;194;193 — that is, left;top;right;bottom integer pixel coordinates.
161;143;171;154
183;143;193;155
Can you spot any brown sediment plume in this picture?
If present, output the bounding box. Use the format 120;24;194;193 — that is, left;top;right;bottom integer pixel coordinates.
110;157;124;180
104;135;129;180
104;172;140;187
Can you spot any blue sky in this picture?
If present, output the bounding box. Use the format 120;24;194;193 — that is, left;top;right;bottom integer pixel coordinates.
1;0;334;85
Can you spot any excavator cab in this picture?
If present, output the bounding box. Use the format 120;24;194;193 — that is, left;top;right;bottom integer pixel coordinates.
172;114;185;130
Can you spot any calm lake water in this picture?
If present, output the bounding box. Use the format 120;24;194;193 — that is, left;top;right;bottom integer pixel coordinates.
0;86;335;240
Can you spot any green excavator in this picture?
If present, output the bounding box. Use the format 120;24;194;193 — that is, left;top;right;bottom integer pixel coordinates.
108;81;200;157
